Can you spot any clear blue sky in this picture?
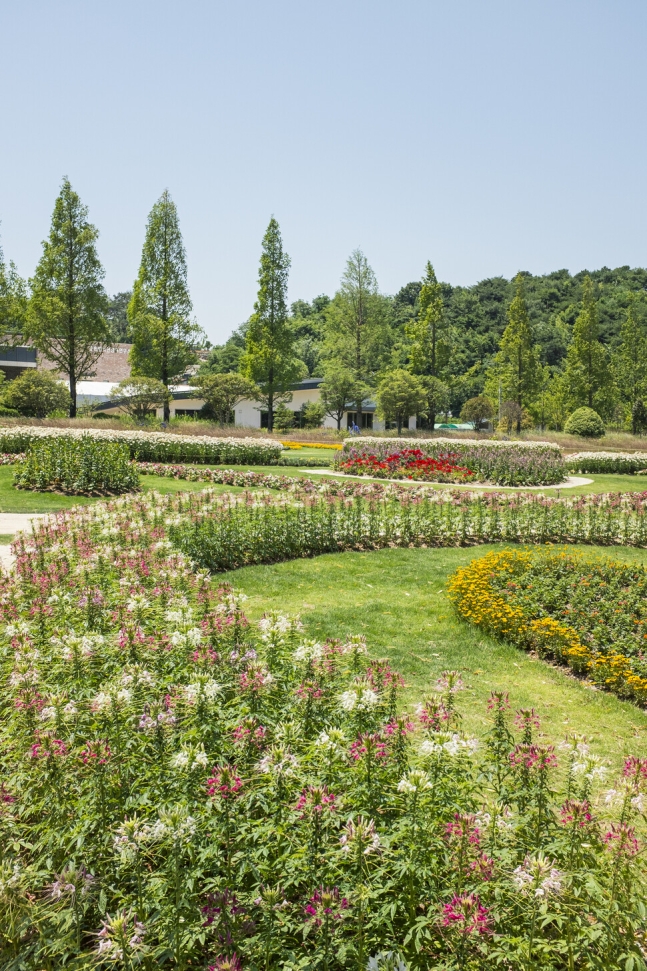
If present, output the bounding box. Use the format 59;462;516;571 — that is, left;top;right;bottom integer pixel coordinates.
1;0;646;343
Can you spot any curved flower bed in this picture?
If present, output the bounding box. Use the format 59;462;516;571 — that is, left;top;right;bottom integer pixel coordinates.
338;447;474;483
14;438;139;495
1;494;645;968
448;548;647;704
566;452;647;475
0;426;282;465
338;438;564;486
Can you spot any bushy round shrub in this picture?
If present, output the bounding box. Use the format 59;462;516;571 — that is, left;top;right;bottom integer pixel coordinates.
564;407;605;438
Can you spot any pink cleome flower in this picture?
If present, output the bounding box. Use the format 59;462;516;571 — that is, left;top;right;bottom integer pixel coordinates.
207;765;243;800
442;894;492;935
509;744;557;771
445;813;481;848
559;799;592;828
349;733;388;762
295;786;336;817
304;887;349;927
623;756;647;784
603;823;640;857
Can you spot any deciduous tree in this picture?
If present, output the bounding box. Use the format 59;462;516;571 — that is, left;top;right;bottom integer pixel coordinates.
194;372;258;424
128;190;203;421
0;236;27;338
319;365;366;430
375;369;427;435
324;250;391;427
613;296;647;432
25;178;110;417
406;262;452;427
241;218;305;431
109;376;169;421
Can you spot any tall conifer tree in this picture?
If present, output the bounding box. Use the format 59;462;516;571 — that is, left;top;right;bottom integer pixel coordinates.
0;235;27;339
485;273;541;431
26;179;110;416
614;296;647;432
563;275;612;415
405;261;452;427
241;218;304;431
128;190;203;421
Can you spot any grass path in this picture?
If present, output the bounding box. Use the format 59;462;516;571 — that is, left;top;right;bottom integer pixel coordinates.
221;544;647;766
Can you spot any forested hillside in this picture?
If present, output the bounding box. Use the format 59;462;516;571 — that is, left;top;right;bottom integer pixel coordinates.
203;264;647;422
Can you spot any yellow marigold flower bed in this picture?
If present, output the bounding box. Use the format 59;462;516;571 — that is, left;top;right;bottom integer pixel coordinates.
448;548;647;706
279;441;342;450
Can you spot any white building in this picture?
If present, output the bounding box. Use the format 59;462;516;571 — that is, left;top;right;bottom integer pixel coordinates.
89;376;418;430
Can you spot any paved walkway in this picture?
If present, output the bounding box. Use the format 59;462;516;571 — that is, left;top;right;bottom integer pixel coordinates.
0;513;47;572
304;471;594;490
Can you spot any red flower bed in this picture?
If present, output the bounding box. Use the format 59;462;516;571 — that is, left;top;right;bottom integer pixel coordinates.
338;447;474;482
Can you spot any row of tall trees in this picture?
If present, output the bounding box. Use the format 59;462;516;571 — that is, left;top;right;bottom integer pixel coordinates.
0;180;202;418
215;223;647;432
4;182;647;429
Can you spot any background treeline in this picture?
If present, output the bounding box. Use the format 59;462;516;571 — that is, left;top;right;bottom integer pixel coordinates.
204;261;647;432
3;177;647;431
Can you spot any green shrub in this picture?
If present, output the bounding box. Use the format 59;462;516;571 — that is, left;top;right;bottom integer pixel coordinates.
1;369;71;417
564;407;605;438
13;436;139;495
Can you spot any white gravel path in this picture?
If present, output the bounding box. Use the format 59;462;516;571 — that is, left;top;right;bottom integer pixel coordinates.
303;471;594;490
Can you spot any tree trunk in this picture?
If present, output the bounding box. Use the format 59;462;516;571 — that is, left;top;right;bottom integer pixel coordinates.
267;368;274;431
428;408;436;432
336;414;342;430
397;416;402;435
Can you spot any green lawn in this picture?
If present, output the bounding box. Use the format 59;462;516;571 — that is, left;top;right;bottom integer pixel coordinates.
0;466;244;513
222;544;647;766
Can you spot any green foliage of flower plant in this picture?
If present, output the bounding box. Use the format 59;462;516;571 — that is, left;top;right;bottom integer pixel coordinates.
173;487;647;579
13;437;139;495
566;451;647;474
2;494;647;969
564;408;606;438
0;426;282;465
338;438;564;486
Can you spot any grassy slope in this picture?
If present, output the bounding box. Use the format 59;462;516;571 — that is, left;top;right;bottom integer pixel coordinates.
223;544;647;766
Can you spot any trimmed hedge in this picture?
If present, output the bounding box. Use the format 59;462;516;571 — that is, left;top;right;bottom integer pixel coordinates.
14;437;139;495
0;426;282;465
566;451;647;474
338;437;564;486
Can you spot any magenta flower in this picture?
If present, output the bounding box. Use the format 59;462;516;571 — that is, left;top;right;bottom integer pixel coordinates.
514;708;541;731
559;799;592;828
603;823;640;857
208;956;242;971
349;733;388;762
509;744;557;771
623;756;647;783
445;813;481;848
207;765;243;799
442;894;492;935
304;887;349;927
487;690;510;711
80;740;112;766
295;785;336;817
